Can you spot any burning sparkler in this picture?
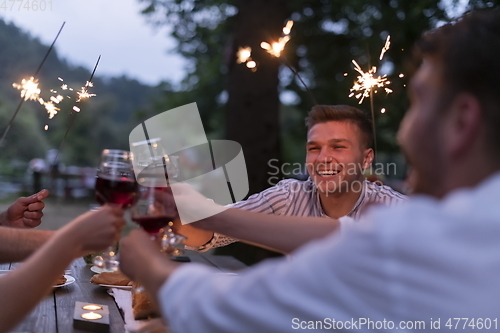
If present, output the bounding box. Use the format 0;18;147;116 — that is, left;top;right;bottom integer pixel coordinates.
0;22;66;147
236;47;258;72
348;35;393;156
76;81;96;102
237;47;252;64
12;77;41;101
45;55;101;187
379;35;391;61
259;20;317;105
260;20;293;58
348;60;393;104
12;75;97;126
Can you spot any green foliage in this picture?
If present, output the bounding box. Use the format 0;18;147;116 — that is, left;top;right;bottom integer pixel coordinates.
137;0;500;166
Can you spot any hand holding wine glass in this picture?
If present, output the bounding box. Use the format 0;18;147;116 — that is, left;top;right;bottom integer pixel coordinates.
93;149;138;272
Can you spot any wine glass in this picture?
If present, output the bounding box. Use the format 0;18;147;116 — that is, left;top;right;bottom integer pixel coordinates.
93;149;138;272
95;149;138;208
133;154;187;251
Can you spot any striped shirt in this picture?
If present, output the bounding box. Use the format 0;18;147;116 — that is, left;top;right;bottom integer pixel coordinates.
193;178;407;251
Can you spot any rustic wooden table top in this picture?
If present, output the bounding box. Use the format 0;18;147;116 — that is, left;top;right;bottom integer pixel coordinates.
2;251;246;332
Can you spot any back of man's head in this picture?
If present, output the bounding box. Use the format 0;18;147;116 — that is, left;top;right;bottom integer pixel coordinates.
412;8;500;156
305;105;373;150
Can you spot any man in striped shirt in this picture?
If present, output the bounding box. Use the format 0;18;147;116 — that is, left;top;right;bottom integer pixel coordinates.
180;105;406;251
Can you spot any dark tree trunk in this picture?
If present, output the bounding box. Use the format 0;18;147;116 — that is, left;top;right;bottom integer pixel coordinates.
225;0;289;195
218;0;289;265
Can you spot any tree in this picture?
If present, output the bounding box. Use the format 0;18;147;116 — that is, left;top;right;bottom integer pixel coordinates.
138;0;500;263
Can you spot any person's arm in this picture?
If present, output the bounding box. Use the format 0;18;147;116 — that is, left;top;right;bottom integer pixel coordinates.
174;179;300;250
168;183;339;254
0;205;124;333
190;208;339;254
0;189;49;228
119;218;385;333
0;227;54;263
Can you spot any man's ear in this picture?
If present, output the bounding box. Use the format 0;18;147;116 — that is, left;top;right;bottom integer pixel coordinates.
362;148;374;169
444;93;482;158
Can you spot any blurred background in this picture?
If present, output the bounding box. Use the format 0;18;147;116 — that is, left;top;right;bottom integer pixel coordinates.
0;0;498;264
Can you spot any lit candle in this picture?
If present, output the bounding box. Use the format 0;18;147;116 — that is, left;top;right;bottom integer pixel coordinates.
82;305;102;311
81;312;102;320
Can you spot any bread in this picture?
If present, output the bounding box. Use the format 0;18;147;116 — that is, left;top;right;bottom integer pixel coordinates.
55;275;67;285
132;283;160;320
90;271;131;286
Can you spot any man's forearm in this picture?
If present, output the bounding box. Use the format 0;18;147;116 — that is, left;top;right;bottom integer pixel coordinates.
0;227;53;263
196;209;340;254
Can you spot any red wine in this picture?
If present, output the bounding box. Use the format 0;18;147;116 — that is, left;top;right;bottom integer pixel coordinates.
132;216;173;234
95;176;138;208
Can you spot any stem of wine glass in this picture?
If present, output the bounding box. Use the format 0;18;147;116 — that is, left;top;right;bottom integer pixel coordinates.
90;204;120;272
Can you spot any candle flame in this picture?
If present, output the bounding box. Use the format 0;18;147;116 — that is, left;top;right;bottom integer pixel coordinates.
44;125;49;130
82;305;102;311
81;312;102;320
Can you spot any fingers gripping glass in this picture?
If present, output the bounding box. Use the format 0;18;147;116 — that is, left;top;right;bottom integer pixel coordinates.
93;149;138;272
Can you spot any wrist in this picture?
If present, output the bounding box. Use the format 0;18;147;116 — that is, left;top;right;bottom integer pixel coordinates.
139;255;180;294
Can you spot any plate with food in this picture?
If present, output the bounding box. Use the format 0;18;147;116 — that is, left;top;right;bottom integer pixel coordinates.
55;275;75;288
90;271;132;290
1;270;74;288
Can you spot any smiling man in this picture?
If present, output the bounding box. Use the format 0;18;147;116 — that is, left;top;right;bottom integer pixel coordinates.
180;105;406;251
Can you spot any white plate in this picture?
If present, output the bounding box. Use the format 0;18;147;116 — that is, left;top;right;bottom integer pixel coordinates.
55;275;75;288
90;266;116;274
1;270;74;288
94;283;132;290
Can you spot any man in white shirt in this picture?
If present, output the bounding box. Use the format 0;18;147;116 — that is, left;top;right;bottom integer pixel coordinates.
119;8;500;332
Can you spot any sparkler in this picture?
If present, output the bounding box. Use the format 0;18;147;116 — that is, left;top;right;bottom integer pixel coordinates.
45;56;101;187
236;47;257;72
260;20;317;106
0;22;66;147
348;35;394;156
348;60;393;104
12;77;41;101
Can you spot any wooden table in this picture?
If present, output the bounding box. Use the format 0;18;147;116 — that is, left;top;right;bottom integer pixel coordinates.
2;252;246;332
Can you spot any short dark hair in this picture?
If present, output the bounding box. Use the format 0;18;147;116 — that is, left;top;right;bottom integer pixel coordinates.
305;105;373;149
412;8;500;152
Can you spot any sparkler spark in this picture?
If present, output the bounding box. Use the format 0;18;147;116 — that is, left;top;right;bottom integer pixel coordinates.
43;102;60;119
261;20;293;58
349;60;393;104
237;47;252;64
379;35;391;60
12;77;41;101
76;81;96;102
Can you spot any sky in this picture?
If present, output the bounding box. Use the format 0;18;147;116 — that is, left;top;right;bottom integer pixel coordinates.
0;0;187;86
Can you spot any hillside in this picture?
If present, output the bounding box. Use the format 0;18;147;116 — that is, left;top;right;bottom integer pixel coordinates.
0;19;162;168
